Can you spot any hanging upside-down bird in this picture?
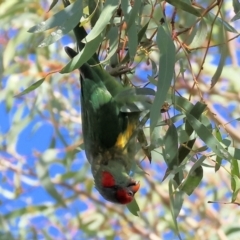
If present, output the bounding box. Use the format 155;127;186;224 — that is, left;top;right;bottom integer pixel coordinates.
65;24;154;204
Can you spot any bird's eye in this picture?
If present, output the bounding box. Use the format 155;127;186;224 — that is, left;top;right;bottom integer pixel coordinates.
127;191;133;197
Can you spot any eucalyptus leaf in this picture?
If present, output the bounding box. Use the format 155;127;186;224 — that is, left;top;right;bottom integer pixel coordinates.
121;0;142;60
48;0;58;11
185;111;232;160
232;175;240;202
150;24;175;133
180;156;205;195
28;0;82;33
14;78;45;97
166;0;201;16
127;198;140;217
61;34;103;73
169;180;183;240
84;0;119;42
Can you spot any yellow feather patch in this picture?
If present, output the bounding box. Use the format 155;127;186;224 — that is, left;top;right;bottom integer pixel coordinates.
115;121;135;149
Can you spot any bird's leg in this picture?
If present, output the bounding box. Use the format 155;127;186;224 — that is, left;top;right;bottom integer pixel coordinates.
105;65;132;77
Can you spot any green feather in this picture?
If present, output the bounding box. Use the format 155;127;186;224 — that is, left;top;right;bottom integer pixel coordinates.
82;79;112;111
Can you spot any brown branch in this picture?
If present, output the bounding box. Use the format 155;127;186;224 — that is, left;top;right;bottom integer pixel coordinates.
206;100;240;143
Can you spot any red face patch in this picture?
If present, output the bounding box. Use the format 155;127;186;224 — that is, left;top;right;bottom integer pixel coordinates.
101;171;115;187
116;189;133;204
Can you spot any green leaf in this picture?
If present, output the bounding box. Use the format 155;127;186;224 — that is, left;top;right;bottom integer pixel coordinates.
177;101;206;162
231;0;240;21
205;12;238;33
48;0;58;12
231;158;240;178
163;124;179;169
126;23;138;61
61;34;102;73
172;189;184;220
225;227;240;235
42;229;54;240
122;0;142;60
180;156;205;195
231;10;240;22
14;78;45;97
228;147;240;160
173;95;195;112
120;21;149;64
231;158;240;201
28;0;82;33
189;19;208;49
0;2;29;20
185;111;232;160
169;180;183;240
88;0;102;28
150;24;175;133
232;0;240;14
211;33;228;89
166;0;201;16
215;125;223;172
3;28;31;68
103;26;119;64
185;102;207;135
38;3;83;47
0;215;11;236
232;175;240;202
0;232;14;240
162;100;206;184
84;0;119;42
127;198;140;216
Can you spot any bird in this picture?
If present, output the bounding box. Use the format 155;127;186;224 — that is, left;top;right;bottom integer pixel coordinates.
65;24;154;204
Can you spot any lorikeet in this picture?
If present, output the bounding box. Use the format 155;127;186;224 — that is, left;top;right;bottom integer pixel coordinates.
65;24;154;204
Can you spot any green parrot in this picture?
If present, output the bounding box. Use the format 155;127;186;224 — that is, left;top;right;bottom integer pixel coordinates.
65;24;154;204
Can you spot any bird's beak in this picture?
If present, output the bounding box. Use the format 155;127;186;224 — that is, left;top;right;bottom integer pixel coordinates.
127;180;140;194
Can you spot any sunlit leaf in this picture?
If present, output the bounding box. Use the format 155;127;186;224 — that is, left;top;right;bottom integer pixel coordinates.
185;112;232;160
122;0;142;60
174;101;206;184
150;24;175;133
228;147;240;160
166;0;201;16
28;0;82;33
211;26;228;88
232;175;240;202
84;0;119;42
163;124;179;169
127;198;140;216
169;180;183;240
121;21;149;64
48;0;58;12
205;12;238;33
14;78;45;97
61;34;102;73
232;0;240;14
189;19;208;49
3;28;31;69
104;26;119;63
231;10;240;21
215;125;223;172
180;156;205;195
38;2;83;47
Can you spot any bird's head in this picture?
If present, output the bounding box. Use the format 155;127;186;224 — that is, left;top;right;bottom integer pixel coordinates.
93;163;140;204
